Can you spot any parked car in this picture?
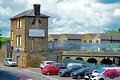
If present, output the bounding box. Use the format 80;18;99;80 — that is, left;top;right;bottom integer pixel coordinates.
42;65;61;75
4;58;16;67
71;68;96;79
67;63;83;68
89;67;120;80
59;65;82;77
84;69;97;79
40;61;55;69
51;63;67;69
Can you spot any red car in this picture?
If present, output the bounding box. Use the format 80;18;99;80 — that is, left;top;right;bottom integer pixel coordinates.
42;65;61;75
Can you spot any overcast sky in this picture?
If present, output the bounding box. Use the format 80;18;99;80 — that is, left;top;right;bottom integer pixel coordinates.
0;0;120;37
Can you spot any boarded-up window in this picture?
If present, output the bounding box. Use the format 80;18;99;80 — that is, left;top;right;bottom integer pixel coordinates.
16;36;21;47
16;18;22;28
20;18;22;28
11;30;13;40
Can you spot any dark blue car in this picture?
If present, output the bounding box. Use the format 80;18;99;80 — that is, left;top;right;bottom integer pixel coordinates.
51;63;67;69
71;68;96;79
59;65;82;77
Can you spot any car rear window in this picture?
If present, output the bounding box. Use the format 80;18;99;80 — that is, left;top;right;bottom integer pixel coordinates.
44;66;48;68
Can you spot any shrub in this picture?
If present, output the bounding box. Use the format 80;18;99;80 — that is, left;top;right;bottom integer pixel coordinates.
103;69;120;79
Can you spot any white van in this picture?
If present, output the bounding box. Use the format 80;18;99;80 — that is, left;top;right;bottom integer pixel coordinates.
90;67;120;80
40;61;55;69
67;63;83;68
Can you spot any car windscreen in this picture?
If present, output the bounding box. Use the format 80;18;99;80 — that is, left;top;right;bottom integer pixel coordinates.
77;68;85;72
9;59;15;61
66;66;72;70
44;66;48;68
41;62;45;64
46;62;54;64
97;68;106;73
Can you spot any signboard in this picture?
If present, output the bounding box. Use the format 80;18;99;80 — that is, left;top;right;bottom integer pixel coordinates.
16;49;20;56
29;29;45;37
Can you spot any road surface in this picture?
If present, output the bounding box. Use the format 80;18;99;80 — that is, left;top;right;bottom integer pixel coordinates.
0;62;85;80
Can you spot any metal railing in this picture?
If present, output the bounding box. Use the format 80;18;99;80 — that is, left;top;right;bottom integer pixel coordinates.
48;42;120;52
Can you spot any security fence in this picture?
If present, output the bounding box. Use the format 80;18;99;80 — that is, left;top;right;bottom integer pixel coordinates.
63;58;118;69
48;42;120;52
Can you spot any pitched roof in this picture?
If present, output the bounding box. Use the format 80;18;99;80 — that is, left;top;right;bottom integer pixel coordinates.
63;34;85;39
10;9;49;19
88;33;98;38
50;34;62;40
99;34;120;40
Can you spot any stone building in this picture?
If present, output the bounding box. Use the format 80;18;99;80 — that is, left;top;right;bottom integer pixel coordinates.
48;34;62;42
10;4;49;52
93;34;120;43
9;4;50;67
58;34;85;43
81;33;97;43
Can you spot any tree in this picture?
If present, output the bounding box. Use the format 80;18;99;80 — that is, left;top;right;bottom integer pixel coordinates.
106;29;118;34
0;29;2;49
118;28;120;32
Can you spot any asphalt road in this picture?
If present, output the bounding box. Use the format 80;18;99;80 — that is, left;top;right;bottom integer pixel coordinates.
0;62;85;80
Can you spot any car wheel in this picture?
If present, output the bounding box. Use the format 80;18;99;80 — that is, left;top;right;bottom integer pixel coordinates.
60;73;63;77
65;73;69;77
99;78;104;80
7;63;9;66
4;64;6;66
46;72;50;75
77;75;81;79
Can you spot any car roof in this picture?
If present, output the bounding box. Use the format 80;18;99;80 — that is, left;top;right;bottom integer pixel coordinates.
102;67;120;69
5;58;13;59
46;65;57;67
43;61;55;62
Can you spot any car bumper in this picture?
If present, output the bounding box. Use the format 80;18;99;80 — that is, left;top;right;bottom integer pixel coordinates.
59;72;65;77
72;75;77;79
42;70;47;74
9;63;16;66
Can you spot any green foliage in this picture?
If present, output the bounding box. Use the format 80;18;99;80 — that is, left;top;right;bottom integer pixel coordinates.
50;49;54;52
0;37;10;41
81;50;87;52
106;28;120;34
106;29;118;34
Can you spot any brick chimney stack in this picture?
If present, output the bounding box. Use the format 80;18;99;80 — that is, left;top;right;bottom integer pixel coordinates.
33;4;40;17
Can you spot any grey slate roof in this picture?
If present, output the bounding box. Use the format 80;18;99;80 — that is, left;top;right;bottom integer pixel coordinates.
50;34;62;40
99;34;120;40
63;34;85;40
88;33;98;38
10;9;49;19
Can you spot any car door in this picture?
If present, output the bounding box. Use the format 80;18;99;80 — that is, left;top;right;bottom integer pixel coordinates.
53;66;60;74
49;66;54;74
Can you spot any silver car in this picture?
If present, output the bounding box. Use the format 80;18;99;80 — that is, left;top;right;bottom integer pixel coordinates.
4;58;16;67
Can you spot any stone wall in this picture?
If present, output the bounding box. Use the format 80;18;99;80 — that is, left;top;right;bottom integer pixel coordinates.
11;51;62;67
0;44;7;62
